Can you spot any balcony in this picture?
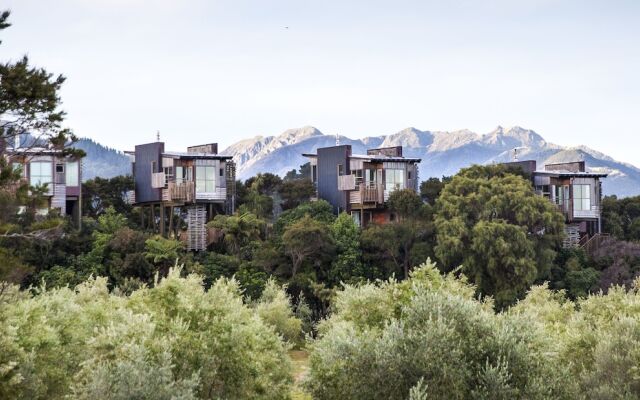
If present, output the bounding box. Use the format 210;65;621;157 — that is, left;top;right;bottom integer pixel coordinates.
553;200;601;220
338;174;356;191
162;181;195;203
349;183;384;204
195;187;227;201
574;205;601;219
151;172;165;188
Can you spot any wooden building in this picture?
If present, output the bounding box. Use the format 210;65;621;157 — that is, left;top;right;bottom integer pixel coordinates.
504;160;608;248
304;145;421;226
5;145;83;226
127;141;236;250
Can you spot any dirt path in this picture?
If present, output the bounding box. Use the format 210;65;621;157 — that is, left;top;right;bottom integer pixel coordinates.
289;350;311;399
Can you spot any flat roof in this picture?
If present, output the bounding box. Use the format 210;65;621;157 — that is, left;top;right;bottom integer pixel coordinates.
533;170;608;178
302;153;421;162
161;151;233;160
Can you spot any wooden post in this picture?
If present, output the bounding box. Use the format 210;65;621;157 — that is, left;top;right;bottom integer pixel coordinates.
151;204;156;232
168;205;174;238
160;205;166;237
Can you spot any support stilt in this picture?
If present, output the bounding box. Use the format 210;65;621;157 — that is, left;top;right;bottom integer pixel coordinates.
169;206;174;238
160;205;166;237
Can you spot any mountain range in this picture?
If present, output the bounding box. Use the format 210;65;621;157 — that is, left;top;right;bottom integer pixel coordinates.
78;126;640;197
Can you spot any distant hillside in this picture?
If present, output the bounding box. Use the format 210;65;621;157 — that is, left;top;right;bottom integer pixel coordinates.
220;125;640;197
73;138;130;181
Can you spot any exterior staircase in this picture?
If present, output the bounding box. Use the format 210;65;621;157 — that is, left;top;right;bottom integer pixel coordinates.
580;233;610;258
563;224;581;248
186;205;207;251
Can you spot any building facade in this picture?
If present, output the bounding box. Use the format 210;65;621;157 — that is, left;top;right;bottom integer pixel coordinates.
127;142;236;250
504;160;607;247
304;145;420;226
5;146;83;226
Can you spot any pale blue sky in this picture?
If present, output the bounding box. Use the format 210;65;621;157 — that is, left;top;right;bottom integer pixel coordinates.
2;0;639;164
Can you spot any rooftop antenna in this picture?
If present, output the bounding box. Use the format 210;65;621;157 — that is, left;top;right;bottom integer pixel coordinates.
512;146;527;161
156;130;160;142
335;133;340;146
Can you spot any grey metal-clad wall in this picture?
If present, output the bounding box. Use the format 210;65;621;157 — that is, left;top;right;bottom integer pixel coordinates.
317;145;350;213
134;142;164;203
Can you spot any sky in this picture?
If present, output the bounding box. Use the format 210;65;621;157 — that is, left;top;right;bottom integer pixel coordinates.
2;0;639;164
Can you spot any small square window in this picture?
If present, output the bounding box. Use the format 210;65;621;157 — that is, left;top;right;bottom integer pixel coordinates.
56;164;64;173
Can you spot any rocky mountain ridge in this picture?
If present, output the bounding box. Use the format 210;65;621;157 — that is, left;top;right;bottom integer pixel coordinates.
219;125;640;197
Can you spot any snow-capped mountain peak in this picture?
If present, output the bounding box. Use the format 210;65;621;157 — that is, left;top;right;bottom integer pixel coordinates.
219;125;640;197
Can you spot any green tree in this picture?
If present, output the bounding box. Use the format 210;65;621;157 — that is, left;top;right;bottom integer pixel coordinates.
388;188;423;220
144;235;183;272
329;213;364;285
82;175;134;218
274;199;335;233
238;189;274;219
279;179;316;210
282;215;335;277
306;261;575;400
434;164;565;308
419;176;451;205
602;195;640;241
207;212;265;256
253;278;304;347
284;162;311;181
245;172;282;196
0;10;80;154
0;269;293;399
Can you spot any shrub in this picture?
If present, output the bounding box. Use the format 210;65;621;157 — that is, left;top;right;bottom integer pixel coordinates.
0;268;293;399
306;261;575;399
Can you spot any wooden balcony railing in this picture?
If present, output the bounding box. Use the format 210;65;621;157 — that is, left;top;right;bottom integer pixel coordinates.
350;183;383;204
162;181;195;203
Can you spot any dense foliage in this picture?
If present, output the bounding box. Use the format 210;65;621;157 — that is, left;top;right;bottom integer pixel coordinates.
0;268;295;399
434;165;565;307
603;195;640;242
306;260;640;399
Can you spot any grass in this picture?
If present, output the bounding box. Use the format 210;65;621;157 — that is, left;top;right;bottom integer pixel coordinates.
289;349;311;400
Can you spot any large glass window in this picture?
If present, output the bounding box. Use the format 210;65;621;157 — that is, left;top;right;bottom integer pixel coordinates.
573;184;591;211
65;161;79;186
385;169;405;191
196;166;215;192
29;162;52;187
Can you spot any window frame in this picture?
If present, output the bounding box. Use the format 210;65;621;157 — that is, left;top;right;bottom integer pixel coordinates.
572;184;591;211
65;161;79;186
385;168;405;191
195;165;216;193
29;161;53;187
